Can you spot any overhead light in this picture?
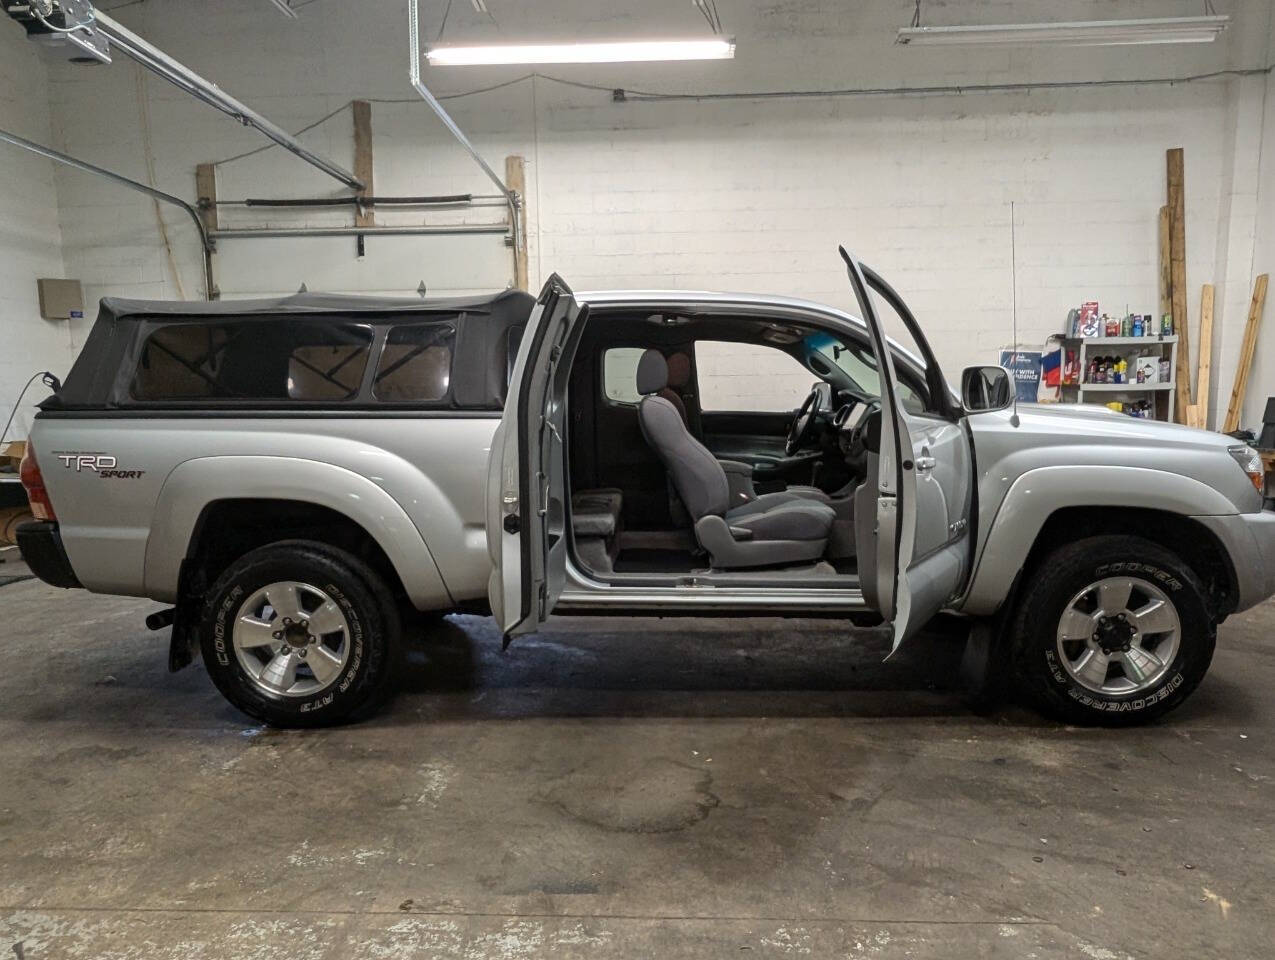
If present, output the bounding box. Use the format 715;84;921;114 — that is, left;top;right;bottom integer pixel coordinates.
425;37;736;65
896;15;1229;47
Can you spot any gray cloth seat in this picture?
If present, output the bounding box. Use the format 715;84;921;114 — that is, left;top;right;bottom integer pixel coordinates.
635;349;835;568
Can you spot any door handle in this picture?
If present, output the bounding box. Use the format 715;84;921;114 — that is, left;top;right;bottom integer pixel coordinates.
915;454;937;472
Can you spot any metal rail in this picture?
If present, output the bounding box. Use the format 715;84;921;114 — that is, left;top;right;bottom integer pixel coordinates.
0;126;214;298
93;10;363;191
406;0;520;252
210;223;509;240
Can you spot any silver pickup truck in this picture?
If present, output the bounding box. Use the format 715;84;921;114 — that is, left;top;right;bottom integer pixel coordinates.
17;250;1275;727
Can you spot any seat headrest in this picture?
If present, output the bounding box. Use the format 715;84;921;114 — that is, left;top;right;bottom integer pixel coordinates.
666;351;691;389
636;348;669;395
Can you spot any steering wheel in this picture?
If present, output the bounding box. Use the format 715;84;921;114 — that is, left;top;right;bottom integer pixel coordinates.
850;399;883;452
785;385;825;456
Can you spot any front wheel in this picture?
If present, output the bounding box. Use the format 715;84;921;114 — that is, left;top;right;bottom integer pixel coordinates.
1009;535;1215;726
200;540;400;727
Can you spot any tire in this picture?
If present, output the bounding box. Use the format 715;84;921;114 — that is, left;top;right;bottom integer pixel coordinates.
199;540;400;727
1009;535;1214;726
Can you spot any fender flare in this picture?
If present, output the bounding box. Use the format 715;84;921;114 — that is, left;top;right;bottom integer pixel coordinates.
144;455;451;608
959;464;1237;616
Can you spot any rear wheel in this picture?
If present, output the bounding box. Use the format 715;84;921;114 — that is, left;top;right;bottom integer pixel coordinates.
1010;535;1214;725
200;540;399;727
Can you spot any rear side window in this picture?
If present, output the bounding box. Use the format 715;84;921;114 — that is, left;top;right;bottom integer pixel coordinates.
131;320;373;402
373;323;455;402
602;347;646;404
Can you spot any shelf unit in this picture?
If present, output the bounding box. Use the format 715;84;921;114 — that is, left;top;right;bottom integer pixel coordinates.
1060;335;1178;420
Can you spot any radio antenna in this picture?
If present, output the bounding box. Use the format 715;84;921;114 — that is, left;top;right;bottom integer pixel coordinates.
1009;200;1021;427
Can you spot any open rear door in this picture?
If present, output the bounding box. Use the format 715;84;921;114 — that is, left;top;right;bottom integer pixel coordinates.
486;274;588;639
839;248;973;651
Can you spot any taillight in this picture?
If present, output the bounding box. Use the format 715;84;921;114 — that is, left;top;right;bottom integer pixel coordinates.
19;445;57;521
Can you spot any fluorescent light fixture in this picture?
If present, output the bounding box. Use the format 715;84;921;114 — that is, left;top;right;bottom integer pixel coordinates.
897;15;1229;47
426;37;736;65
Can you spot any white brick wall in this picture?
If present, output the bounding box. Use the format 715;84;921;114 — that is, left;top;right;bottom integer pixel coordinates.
1;0;1272;433
0;27;69;443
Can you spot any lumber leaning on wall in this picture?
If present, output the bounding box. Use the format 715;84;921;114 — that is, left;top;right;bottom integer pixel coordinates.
1167;148;1191;424
1187;284;1214;429
1223;274;1269;433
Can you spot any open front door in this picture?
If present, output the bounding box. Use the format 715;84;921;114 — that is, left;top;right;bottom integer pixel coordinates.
839;248;974;651
486;274;588;639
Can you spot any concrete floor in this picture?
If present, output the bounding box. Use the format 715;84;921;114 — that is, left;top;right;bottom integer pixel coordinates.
1;562;1272;959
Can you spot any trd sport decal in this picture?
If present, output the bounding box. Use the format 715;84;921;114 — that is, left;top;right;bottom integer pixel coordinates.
53;452;146;480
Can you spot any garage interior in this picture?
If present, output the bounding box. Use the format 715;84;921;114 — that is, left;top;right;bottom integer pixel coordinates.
2;0;1275;957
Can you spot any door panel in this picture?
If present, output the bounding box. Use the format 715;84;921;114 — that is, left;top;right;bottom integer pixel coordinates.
839;247;974;650
486;274;585;638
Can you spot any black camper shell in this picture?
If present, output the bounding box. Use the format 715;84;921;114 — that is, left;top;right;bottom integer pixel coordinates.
41;289;536;414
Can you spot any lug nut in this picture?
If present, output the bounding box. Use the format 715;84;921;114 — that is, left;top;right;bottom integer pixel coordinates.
282;617;292;625
272;630;282;640
297;648;307;659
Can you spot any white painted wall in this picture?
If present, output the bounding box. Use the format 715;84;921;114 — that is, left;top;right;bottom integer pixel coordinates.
3;0;1273;431
0;27;69;444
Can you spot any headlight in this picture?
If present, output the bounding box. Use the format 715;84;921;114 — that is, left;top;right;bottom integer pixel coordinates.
1228;444;1265;495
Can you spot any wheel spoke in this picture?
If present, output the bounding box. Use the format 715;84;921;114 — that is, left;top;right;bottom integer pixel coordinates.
1097;578;1133;615
264;583;304;621
1122;646;1163;685
1073;648;1110;688
235;615;278;650
1058;607;1098;641
307;600;345;637
1130;598;1176;636
307;646;343;685
259;650;300;693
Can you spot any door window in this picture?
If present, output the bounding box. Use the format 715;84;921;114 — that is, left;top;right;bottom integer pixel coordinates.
695;340;812;412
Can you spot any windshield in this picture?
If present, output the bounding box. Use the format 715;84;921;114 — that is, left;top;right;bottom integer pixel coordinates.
807;331;924;413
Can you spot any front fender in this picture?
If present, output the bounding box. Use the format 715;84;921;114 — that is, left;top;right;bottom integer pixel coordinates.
959;465;1238;616
145;456;451;608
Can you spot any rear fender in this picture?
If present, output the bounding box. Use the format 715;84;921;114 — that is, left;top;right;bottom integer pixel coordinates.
145;456;451;608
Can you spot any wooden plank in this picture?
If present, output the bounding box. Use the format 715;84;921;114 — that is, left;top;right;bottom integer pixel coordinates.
195;162;218;232
1189;284;1214;429
352;100;374;228
1224;273;1269;432
1167;148;1191;423
1158;206;1171;326
505;154;529;292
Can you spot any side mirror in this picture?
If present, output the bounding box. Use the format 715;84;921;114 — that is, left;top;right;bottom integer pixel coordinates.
961;365;1015;412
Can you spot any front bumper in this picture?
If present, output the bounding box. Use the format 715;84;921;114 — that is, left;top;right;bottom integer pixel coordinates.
1194;510;1275;613
15;520;82;589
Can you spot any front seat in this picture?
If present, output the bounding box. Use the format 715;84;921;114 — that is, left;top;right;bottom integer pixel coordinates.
636;349;836;568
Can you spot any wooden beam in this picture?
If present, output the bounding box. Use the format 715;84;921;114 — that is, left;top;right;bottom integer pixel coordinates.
1167;148;1191;423
195;162;218;233
1223;273;1269;433
505;154;529;292
352;100;374;229
1158;205;1171;326
1186;284;1214;429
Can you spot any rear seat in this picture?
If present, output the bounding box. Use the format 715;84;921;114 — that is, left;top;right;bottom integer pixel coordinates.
570;488;623;574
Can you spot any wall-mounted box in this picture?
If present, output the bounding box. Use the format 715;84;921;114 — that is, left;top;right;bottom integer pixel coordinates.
37;278;84;321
